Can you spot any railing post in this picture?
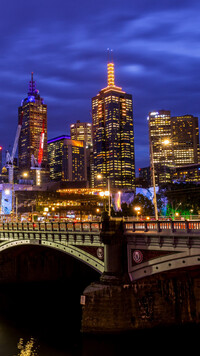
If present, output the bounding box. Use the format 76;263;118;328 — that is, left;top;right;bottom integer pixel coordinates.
171;221;175;233
157;221;161;232
185;220;190;233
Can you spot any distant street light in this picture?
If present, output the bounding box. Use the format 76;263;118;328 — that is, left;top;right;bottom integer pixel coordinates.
134;206;141;220
163;138;171;146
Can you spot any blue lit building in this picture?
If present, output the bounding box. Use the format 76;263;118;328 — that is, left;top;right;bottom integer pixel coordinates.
18;73;48;176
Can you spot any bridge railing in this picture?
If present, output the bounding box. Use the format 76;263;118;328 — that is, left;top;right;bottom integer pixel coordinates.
124;220;200;233
0;221;102;232
1;220;200;234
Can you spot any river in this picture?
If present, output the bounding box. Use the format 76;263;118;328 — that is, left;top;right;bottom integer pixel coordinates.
0;281;199;355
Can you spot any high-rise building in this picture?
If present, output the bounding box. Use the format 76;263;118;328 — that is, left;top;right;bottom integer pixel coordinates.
148;110;172;185
92;61;135;190
70;120;93;187
70;121;92;147
18;73;48;182
148;111;200;185
48;136;87;182
171;115;200;167
138;166;151;187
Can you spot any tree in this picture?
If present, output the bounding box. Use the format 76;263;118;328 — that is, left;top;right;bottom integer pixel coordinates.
131;193;154;217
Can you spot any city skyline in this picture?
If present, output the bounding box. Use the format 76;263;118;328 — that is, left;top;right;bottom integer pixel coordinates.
1;0;200;173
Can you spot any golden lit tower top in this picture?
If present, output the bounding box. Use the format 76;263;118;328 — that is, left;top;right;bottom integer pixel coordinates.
107;62;115;87
99;50;124;93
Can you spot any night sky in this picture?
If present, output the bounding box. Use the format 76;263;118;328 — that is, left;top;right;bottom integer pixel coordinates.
1;0;200;175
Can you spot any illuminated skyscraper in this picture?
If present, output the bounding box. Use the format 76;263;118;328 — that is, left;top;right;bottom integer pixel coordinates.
149;111;200;185
48;136;87;182
148;110;172;185
171;115;199;166
70;120;92;146
92;61;135;190
18;73;48;181
70;120;93;187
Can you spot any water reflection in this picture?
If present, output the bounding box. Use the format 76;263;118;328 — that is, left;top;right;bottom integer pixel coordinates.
1;279;199;355
16;338;38;356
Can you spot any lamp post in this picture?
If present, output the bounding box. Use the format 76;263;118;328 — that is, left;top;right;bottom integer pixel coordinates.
134;206;141;220
150;142;158;220
97;174;111;217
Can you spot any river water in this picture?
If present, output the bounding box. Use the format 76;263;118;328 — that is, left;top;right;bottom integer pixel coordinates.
0;281;199;355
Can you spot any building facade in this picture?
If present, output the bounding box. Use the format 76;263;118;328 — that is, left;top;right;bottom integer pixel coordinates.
149;111;200;185
171;115;200;167
148;110;172;185
92;61;135;190
70;120;92;146
70;120;94;187
48;136;87;182
138;166;151;187
18;73;48;183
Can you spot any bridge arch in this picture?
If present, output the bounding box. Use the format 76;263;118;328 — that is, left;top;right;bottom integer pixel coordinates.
0;239;104;274
129;248;200;281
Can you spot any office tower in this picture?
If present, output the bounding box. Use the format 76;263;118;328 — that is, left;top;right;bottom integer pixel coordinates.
92;61;135;190
48;136;87;182
171;115;200;166
70;120;93;187
148;110;172;185
138;166;151;187
149;111;200;185
18;73;48;182
70;121;92;146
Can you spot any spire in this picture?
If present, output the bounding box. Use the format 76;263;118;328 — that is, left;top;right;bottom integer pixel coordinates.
107;49;115;87
100;49;124;93
107;62;115;87
28;72;36;95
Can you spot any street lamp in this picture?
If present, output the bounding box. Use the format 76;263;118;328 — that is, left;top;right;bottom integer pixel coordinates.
150;142;158;220
97;174;111;217
99;190;110;214
134;206;141;220
162;138;174;184
163;138;171;146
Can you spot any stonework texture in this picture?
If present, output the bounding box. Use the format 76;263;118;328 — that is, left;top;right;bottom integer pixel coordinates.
81;268;200;333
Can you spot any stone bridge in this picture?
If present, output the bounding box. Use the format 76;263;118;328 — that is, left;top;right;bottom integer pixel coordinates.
1;219;200;332
0;221;104;274
1;219;200;281
125;220;200;281
82;219;200;334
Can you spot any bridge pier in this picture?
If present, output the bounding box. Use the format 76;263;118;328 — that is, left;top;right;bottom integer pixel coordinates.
81;220;200;334
99;219;128;284
81;268;200;334
81;219;131;333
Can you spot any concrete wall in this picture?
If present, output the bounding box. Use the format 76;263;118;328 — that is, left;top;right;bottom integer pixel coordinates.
81;268;200;333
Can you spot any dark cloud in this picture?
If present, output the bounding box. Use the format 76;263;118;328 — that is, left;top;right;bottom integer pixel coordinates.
0;0;200;174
